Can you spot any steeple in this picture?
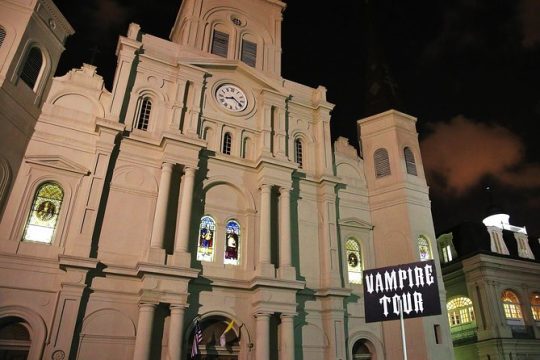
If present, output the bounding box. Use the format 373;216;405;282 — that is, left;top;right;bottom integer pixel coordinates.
169;0;286;78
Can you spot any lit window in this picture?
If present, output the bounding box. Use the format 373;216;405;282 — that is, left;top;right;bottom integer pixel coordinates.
197;216;216;262
135;97;152;131
23;182;64;244
224;220;240;265
346;238;362;284
447;297;475;327
418;235;432;261
404;147;417;176
20;47;43;90
0;26;6;49
531;293;540;321
374;148;390;178
294;138;303;168
502;290;523;320
241;39;257;67
442;245;453;263
211;30;229;58
222;132;232;155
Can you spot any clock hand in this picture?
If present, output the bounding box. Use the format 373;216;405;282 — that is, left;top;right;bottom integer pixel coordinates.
226;96;242;106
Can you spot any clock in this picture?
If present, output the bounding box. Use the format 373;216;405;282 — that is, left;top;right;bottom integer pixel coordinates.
215;84;248;112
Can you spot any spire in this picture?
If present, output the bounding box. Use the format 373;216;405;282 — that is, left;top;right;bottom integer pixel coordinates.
484;185;505;216
362;1;404;117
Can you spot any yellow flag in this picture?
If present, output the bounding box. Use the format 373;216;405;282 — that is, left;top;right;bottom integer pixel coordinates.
219;320;235;346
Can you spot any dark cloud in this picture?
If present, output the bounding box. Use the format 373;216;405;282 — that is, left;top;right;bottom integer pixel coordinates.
421;116;539;195
519;0;540;47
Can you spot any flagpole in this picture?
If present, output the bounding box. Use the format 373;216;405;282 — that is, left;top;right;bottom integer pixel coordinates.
399;298;408;360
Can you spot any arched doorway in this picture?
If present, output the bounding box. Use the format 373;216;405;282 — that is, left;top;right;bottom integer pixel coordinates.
188;315;240;360
0;316;31;360
352;339;373;360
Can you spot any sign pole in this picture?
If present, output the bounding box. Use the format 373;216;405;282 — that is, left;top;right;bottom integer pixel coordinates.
399;298;408;360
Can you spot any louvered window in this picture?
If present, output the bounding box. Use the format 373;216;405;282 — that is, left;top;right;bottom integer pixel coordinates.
0;27;6;49
223;132;232;155
136;97;152;131
211;30;229;58
241;39;257;67
295;138;303;168
404;147;417;175
374;148;390;178
20;47;43;90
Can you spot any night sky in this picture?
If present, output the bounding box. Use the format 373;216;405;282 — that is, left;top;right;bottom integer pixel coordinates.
53;0;540;237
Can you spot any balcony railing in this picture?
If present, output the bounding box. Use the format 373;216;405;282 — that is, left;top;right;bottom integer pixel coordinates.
451;326;478;345
510;325;535;339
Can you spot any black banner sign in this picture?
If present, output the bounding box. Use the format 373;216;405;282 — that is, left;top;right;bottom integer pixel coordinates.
363;260;442;323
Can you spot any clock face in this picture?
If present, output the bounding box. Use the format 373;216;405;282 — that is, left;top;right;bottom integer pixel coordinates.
215;84;248;112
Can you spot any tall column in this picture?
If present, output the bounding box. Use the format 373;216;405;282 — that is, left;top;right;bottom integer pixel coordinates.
133;303;156;360
175;167;197;253
280;314;295;360
168;305;186;360
149;162;173;262
255;312;271;360
259;184;272;264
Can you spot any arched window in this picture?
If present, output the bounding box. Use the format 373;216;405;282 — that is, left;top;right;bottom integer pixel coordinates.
352;339;373;360
0;26;6;49
197;216;216;262
242;137;252;159
418;235;432;261
241;37;257;67
224;220;240;265
404;147;417;176
0;317;31;358
531;293;540;321
346;238;362;284
20;47;43;90
23;182;64;244
374;148;390;178
447;297;475;327
211;30;229;57
222;132;232;155
294;138;303;168
502;290;523;319
135;97;152;131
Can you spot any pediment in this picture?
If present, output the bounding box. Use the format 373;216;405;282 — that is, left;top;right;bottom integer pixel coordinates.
339;217;373;230
185;59;284;94
25;155;90;175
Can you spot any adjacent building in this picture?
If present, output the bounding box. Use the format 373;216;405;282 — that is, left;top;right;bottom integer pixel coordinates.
437;211;540;360
0;0;455;359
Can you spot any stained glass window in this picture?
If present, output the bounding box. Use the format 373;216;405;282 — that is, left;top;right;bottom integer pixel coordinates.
224;220;240;265
502;290;523;319
531;293;540;321
197;216;216;262
447;297;475;327
346;238;362;284
23;182;64;244
418;235;432;261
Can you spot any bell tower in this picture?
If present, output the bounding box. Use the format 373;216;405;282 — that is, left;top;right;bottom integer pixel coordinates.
0;0;73;213
358;110;454;360
169;0;285;77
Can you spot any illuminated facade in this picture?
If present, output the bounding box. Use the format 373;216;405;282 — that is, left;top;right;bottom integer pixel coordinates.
0;0;455;359
437;213;540;359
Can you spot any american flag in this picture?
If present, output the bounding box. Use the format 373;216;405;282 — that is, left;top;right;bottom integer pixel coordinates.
191;318;203;358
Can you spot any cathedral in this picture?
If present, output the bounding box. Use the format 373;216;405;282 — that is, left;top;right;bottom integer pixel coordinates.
0;0;455;359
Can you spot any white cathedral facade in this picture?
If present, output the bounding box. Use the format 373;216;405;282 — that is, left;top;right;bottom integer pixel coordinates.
0;0;455;359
